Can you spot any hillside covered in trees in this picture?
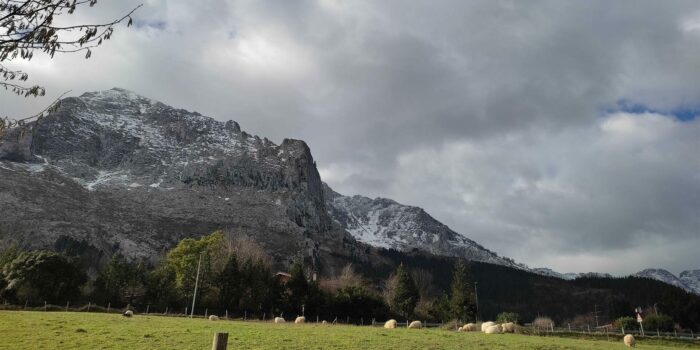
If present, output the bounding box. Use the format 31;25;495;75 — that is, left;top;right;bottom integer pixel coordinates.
1;231;698;331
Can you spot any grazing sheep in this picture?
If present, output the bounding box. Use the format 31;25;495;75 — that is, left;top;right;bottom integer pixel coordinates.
501;322;515;333
384;319;397;329
484;325;502;334
481;321;496;332
321;320;328;325
462;323;478;332
408;321;422;329
294;316;306;324
274;317;285;323
208;315;219;321
624;334;636;348
122;310;133;317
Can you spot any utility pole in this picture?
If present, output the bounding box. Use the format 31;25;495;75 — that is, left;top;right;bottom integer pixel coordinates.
594;304;599;328
190;252;203;318
474;281;479;322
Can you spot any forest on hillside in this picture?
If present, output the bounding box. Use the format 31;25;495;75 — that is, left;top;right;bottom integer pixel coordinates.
1;232;698;331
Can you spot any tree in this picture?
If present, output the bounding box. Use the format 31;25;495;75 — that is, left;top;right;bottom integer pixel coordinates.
143;263;178;309
390;263;419;319
286;258;309;313
1;250;85;303
165;231;227;303
496;312;520;324
217;252;241;311
0;0;140;138
643;314;674;332
449;260;475;322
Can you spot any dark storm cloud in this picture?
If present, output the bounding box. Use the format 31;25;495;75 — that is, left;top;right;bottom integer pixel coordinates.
2;0;699;275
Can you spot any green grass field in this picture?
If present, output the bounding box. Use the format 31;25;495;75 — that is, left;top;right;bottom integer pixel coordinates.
1;311;697;349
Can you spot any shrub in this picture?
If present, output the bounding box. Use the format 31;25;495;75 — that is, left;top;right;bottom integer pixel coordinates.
532;316;554;330
643;314;674;332
496;312;520;324
614;316;637;330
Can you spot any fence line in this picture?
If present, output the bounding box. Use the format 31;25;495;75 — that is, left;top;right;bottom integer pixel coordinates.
1;301;698;340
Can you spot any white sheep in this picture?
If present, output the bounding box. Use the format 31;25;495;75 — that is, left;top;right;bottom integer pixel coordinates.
501;322;515;333
384;319;397;329
624;334;636;348
481;321;496;332
122;310;134;317
461;323;478;332
484;325;502;334
408;320;422;329
208;315;219;321
321;320;328;325
294;316;306;324
274;317;285;323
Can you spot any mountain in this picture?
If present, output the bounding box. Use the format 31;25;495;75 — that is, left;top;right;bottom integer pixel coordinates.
634;269;700;295
680;270;700;294
324;184;527;269
530;268;611;280
0;88;361;273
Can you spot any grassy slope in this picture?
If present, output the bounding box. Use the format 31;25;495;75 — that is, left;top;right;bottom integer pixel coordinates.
0;311;697;350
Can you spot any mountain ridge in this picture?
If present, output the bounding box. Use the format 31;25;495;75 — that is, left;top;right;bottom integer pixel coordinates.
0;88;697;293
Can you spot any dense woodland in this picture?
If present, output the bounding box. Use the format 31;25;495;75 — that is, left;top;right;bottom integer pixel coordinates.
0;231;698;331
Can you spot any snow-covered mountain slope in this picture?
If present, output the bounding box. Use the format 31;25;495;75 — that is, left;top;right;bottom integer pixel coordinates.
635;269;700;295
531;268;611;280
323;184;528;269
679;270;700;295
0;88;337;265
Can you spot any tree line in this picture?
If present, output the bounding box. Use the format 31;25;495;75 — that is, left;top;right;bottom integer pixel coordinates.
0;231;478;323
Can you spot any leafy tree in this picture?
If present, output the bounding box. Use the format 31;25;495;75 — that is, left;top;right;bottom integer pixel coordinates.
496;312;520;324
165;231;226;303
449;260;475;321
332;286;389;320
1;250;85;303
614;316;637;330
0;0;139;97
390;263;419;318
0;0;140;139
643;314;674;332
143;263;178;309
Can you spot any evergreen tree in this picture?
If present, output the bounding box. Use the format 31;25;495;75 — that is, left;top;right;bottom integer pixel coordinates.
390;263;419;318
217;253;241;310
449;260;475;321
286;258;309;314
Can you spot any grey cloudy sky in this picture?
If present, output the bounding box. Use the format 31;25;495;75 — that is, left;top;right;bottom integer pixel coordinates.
2;0;699;275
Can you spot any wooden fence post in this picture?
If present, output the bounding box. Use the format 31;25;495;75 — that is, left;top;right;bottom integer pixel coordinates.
107;302;111;313
44;301;47;312
212;332;228;350
87;302;91;312
146;304;150;315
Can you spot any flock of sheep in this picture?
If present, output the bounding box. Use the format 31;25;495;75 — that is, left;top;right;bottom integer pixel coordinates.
123;310;639;347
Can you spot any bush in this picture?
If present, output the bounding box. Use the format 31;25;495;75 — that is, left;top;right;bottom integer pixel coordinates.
496;312;520;324
532;316;554;330
643;314;674;332
614;316;637;330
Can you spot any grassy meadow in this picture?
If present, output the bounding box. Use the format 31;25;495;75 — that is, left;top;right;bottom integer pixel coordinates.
0;311;698;349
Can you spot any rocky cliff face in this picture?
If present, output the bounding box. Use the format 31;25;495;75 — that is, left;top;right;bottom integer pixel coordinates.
0;88;332;268
323;183;527;269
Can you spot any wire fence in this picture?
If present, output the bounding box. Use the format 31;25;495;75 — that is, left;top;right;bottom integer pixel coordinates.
1;301;698;341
